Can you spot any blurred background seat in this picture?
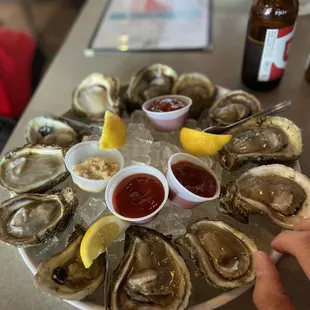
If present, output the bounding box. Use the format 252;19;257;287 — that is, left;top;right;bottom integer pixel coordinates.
0;0;85;66
0;0;85;152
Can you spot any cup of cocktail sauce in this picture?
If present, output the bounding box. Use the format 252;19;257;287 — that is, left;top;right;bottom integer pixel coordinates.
167;153;220;209
142;95;192;132
105;165;169;224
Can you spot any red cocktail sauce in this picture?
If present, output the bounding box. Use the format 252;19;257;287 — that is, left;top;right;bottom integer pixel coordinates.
113;174;165;218
171;161;217;198
148;98;186;112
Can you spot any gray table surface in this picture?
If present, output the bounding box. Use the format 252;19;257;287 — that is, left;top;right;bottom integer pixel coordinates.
1;0;310;309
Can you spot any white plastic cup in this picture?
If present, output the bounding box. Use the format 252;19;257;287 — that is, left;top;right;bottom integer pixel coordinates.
142;95;192;132
65;141;124;193
167;153;220;209
105;165;169;224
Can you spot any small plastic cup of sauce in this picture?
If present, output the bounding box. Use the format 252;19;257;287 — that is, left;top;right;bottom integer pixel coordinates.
105;165;169;224
142;95;192;132
167;153;220;209
65;141;124;193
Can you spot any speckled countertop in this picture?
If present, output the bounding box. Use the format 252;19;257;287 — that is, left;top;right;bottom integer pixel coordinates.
1;1;310;309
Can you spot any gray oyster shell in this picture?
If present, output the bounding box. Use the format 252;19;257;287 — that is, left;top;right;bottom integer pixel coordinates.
34;226;106;300
0;144;69;194
172;73;217;119
126;64;178;112
219;164;310;230
25;116;78;147
176;219;257;289
208;90;261;126
109;226;191;310
72;73;121;121
218;116;302;170
0;187;78;247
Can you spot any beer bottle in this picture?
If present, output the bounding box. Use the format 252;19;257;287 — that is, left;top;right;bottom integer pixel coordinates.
305;55;310;84
241;0;299;91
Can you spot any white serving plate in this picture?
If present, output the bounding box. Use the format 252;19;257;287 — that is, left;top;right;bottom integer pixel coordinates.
14;85;289;310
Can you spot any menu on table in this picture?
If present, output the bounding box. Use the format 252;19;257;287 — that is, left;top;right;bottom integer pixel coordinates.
86;0;212;55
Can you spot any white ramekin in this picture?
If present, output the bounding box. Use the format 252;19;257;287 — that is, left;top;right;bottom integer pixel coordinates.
105;165;169;224
167;153;220;209
65;141;124;193
142;95;192;132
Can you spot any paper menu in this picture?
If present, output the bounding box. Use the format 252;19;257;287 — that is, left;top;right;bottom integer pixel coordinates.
87;0;211;55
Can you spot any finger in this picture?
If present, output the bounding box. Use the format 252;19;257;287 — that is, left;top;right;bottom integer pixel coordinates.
295;218;310;231
272;230;310;279
253;251;295;310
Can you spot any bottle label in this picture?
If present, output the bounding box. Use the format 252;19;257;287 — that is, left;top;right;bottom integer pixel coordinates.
258;24;296;82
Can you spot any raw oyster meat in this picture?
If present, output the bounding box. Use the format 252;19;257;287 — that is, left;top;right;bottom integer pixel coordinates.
176;219;257;289
218;116;302;170
208;90;261;126
0;187;77;247
126;64;178;112
0;145;69;194
73;73;121;121
25;116;78;147
109;226;191;310
219;164;310;229
172;73;216;119
34;226;106;300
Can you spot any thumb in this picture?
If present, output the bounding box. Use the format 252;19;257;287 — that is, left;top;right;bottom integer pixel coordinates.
253;251;295;310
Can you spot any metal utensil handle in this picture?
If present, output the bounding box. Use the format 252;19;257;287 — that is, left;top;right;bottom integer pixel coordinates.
57;116;91;129
225;100;292;129
251;99;291;119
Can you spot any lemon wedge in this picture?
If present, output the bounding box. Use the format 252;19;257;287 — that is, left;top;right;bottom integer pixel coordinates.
99;111;126;149
180;128;232;157
80;215;130;268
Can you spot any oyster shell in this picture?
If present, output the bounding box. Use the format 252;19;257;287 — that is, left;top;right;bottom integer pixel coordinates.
109;226;191;310
72;73;121;121
0;187;77;247
172;73;216;119
126;64;178;112
0;145;69;194
176;219;257;289
208;90;261;126
25;116;78;147
218;116;302;170
219;164;310;229
34;226;106;300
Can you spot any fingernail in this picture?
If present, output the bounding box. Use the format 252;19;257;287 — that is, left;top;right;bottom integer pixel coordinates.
254;252;265;277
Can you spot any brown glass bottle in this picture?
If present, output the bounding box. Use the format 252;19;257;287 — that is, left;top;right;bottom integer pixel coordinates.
305;55;310;84
241;0;299;91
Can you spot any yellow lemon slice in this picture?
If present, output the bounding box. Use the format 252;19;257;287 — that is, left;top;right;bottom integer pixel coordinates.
80;215;130;268
180;128;232;157
99;111;126;149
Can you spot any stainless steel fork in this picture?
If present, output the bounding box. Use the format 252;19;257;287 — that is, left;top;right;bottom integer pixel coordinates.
56;116;103;136
203;100;292;134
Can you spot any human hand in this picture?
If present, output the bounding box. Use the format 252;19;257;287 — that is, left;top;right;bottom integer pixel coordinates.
253;218;310;310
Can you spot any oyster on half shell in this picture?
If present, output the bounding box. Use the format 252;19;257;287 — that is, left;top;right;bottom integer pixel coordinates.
172;73;217;119
73;73;121;121
218;116;302;170
208;90;261;126
34;226;106;300
0;145;69;194
176;219;257;289
126;64;178;112
25;116;78;147
219;164;310;229
0;187;77;247
109;226;191;310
